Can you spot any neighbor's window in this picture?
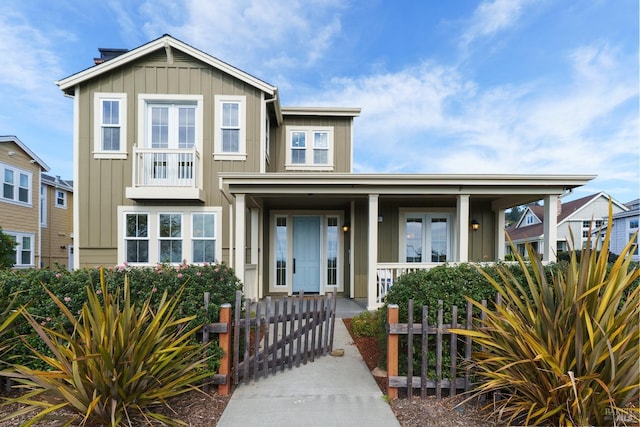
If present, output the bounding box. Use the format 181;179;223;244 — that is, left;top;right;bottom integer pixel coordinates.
192;213;216;263
40;185;47;227
158;213;182;263
125;213;149;263
94;93;127;158
285;126;334;170
214;95;246;160
1;164;31;205
5;232;34;267
55;190;67;208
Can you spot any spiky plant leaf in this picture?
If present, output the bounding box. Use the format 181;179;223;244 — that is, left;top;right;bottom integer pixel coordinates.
1;268;211;426
453;202;639;426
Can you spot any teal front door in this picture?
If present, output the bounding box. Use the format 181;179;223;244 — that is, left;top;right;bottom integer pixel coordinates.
292;216;321;293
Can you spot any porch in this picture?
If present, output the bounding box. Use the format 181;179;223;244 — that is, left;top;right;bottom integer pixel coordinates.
220;173;594;311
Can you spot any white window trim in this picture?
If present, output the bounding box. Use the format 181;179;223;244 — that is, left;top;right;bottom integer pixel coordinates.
268;210;345;294
213;95;246;161
158;213;183;263
40;185;47;227
398;208;455;264
117;205;221;265
55;189;67;209
285;126;334;171
93;92;127;159
5;231;35;268
1;162;32;207
138;94;204;151
191;212;217;264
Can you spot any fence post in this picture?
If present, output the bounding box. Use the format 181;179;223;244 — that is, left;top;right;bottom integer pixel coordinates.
387;304;399;400
218;303;232;396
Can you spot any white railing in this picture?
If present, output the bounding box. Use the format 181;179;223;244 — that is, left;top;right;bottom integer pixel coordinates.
131;146;201;188
376;262;460;305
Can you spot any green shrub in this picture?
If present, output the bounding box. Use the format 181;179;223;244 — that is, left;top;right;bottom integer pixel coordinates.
1;269;211;427
350;310;382;338
0;262;242;371
454;206;640;426
0;226;16;269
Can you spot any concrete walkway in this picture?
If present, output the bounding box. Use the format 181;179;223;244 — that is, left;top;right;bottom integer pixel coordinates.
217;298;399;427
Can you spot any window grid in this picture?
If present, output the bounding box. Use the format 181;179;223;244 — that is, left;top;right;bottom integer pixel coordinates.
192;213;216;263
55;190;66;208
101;99;121;151
1;165;31;205
159;213;182;263
125;213;149;263
221;102;240;152
327;217;338;286
275;217;287;286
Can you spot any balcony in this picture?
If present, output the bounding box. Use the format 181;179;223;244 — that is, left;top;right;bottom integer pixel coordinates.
125;146;205;201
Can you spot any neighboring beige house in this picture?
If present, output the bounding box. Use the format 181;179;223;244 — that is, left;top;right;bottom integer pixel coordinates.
40;174;74;269
506;192;628;258
0;136;50;268
56;35;595;309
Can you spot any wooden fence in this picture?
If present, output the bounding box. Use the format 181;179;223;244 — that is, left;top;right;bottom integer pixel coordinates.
202;290;337;394
387;297;496;400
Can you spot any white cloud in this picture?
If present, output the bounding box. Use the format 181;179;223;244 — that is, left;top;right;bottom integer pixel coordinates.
460;0;537;47
137;0;346;75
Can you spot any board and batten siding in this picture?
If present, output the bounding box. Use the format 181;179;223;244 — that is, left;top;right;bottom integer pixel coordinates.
269;116;353;173
76;48;266;267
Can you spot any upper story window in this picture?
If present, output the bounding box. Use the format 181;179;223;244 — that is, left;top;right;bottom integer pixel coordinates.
55;190;67;208
1;163;31;206
630;219;639;229
214;95;246;160
94;93;127;159
138;94;203;151
285;126;334;171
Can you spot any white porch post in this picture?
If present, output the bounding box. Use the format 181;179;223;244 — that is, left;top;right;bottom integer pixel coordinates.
543;194;558;263
235;194;246;293
495;208;506;260
456;195;470;263
250;207;260;299
367;194;379;310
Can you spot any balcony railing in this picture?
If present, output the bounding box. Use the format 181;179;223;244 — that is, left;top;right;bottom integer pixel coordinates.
127;146;203;200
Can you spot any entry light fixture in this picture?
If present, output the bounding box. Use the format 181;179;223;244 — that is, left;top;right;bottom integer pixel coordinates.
342;223;350;233
471;219;480;231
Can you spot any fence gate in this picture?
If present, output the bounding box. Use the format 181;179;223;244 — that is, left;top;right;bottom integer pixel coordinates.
219;290;336;386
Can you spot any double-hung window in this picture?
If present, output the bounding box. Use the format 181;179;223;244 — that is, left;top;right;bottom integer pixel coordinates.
192;213;216;263
125;213;149;263
119;207;221;265
159;213;182;263
401;211;453;263
94;93;127;158
214;95;246;160
285;126;334;170
1;163;31;205
5;232;34;267
55;190;67;208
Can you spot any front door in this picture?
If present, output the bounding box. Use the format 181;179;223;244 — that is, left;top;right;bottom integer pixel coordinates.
292;216;321;293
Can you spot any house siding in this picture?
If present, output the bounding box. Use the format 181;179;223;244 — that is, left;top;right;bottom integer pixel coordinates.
0;141;41;267
270;116;353;173
40;184;73;269
75;47;265;267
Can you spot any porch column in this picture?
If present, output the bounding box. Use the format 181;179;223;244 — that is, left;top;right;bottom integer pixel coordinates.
250;208;261;299
495;208;506;260
367;194;379;310
235;194;246;292
456;195;470;263
543;194;558;263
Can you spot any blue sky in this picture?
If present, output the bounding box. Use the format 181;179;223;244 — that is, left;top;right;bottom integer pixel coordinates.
1;0;638;203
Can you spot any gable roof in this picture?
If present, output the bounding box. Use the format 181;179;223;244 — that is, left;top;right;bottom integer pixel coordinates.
0;135;50;171
506;192;628;242
42;173;73;192
56;34;277;97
